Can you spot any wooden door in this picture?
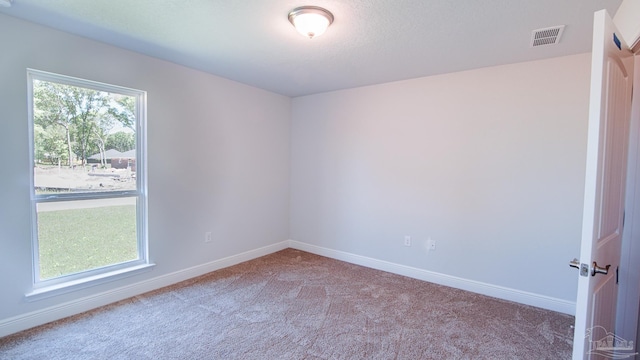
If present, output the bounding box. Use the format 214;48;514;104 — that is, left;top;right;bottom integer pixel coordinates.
572;9;634;360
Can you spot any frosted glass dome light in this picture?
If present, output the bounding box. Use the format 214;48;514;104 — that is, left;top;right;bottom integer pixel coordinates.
288;6;334;39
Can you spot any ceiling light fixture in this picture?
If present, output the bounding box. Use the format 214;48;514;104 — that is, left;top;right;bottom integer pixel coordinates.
288;6;334;39
0;0;13;7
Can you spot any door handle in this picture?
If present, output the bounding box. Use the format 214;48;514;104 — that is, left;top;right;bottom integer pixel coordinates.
591;262;611;276
569;258;580;269
569;259;589;277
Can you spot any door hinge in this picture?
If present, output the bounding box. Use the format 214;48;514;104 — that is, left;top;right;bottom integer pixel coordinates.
617;266;619;284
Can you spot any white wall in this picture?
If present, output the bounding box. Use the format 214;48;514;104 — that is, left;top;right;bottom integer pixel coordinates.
290;53;591;306
0;14;290;329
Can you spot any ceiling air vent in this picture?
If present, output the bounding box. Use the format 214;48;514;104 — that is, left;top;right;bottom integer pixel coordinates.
530;25;565;47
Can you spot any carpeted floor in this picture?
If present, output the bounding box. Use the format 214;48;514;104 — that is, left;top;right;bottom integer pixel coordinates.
0;249;574;359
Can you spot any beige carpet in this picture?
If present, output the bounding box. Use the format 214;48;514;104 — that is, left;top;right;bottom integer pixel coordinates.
0;249;574;359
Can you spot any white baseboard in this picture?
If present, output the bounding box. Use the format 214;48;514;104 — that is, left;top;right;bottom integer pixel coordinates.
288;240;576;315
0;241;289;338
0;239;574;339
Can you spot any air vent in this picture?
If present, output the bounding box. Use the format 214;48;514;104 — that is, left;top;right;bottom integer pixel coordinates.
530;25;565;47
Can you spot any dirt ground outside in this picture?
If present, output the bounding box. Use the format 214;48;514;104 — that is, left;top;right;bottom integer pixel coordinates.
35;165;136;193
35;166;138;211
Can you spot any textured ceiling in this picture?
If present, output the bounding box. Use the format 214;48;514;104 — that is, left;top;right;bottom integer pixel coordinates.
0;0;623;97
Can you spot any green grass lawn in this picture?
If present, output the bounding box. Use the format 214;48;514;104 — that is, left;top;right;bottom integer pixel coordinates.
37;204;138;280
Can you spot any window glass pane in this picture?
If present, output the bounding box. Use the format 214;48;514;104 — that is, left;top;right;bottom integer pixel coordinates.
29;70;146;287
36;197;138;280
33;79;136;194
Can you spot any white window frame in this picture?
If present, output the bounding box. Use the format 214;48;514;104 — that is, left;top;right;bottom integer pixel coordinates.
26;69;152;300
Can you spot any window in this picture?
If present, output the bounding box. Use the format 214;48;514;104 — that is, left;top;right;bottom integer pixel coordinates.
27;69;149;296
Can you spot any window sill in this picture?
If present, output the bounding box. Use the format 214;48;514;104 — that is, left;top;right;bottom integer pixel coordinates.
25;263;156;302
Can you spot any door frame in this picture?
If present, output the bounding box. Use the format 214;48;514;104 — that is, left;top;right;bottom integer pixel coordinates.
616;52;640;347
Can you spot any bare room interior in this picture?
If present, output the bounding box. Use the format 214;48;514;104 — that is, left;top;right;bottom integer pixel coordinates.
1;0;640;358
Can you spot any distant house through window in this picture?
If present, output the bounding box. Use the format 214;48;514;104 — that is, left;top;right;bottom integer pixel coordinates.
27;69;150;295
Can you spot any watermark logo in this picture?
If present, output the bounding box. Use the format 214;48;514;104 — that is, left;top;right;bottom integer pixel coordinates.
586;326;638;359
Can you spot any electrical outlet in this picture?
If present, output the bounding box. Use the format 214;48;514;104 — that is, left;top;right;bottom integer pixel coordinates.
404;235;411;247
205;232;213;243
427;238;436;251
